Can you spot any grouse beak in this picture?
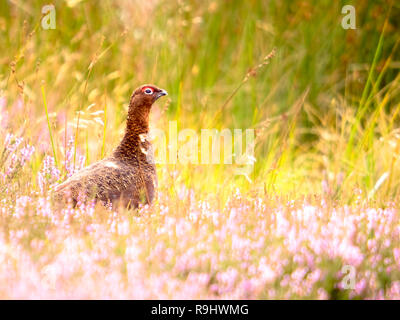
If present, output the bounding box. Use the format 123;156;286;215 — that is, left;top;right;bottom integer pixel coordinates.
155;89;168;100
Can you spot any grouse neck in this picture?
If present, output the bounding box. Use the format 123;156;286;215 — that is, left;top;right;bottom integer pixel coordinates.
113;99;152;160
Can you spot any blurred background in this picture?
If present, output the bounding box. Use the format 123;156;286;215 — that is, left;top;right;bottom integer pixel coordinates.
0;0;399;202
2;0;400;300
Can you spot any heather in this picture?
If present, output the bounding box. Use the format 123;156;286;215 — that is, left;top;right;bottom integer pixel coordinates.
0;0;400;299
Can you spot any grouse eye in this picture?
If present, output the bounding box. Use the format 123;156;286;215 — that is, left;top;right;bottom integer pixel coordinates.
144;88;153;95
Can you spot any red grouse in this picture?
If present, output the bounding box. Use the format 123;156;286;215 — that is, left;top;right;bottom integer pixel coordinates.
53;84;167;208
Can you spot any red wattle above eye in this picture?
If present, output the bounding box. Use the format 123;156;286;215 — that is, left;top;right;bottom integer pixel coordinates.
142;87;153;93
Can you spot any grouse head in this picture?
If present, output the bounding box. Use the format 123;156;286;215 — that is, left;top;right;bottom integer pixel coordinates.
125;84;168;135
130;84;168;107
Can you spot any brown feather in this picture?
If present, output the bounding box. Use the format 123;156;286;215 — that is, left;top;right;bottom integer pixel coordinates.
53;84;167;208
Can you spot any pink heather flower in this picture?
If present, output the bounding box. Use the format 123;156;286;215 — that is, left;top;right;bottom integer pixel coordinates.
0;96;8;128
394;248;400;266
63;136;86;177
321;179;331;195
38;156;60;193
0;96;6;109
19;145;35;166
1;134;35;179
14;196;31;218
65;136;75;176
355;279;367;296
258;259;276;283
238;279;254;298
317;288;329;300
14;98;24;112
186;272;210;288
308;269;322;284
5;134;23;153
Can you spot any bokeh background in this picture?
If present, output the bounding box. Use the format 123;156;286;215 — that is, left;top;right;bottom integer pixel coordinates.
1;0;399;199
0;0;400;299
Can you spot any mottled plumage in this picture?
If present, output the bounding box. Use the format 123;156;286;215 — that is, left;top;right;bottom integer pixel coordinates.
53;84;167;208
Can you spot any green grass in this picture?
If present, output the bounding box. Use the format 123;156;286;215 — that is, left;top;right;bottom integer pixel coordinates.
1;1;400;299
0;0;399;202
41;84;58;167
